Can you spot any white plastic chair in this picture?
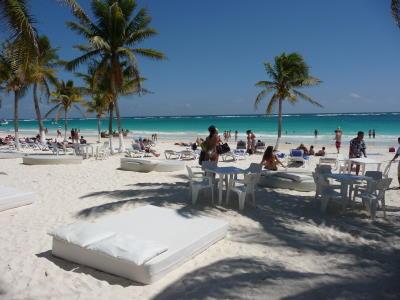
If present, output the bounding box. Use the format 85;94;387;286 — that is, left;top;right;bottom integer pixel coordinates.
227;173;260;210
312;172;343;213
96;144;110;160
246;163;263;173
186;166;214;205
354;178;392;220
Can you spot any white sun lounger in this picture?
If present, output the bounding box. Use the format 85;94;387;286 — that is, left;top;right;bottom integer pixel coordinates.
49;205;228;284
0;186;36;212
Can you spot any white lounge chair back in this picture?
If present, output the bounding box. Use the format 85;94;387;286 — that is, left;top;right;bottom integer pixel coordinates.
247;163;262;174
165;150;178;159
103;141;110;149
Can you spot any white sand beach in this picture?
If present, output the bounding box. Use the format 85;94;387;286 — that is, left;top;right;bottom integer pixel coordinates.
1;137;399;300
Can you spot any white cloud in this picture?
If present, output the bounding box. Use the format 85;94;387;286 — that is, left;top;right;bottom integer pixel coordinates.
350;92;361;99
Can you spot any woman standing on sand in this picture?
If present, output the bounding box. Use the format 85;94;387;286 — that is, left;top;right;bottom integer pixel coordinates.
200;125;220;164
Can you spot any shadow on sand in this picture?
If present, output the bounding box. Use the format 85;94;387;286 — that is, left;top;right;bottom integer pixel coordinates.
38;180;400;297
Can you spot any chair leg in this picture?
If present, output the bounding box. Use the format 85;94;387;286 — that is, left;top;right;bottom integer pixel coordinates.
238;193;246;210
381;197;386;218
192;187;199;205
320;197;329;213
370;198;377;220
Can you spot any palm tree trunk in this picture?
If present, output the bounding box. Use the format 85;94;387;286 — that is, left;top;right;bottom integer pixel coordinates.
114;98;125;152
33;83;46;143
14;90;21;151
64;110;68;142
97;114;101;143
275;98;283;150
108;106;114;154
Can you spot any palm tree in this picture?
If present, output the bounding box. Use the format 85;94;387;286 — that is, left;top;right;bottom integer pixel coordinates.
392;0;400;26
45;79;84;141
254;52;322;150
0;0;87;70
29;35;59;143
66;0;165;152
86;94;109;142
0;42;29;151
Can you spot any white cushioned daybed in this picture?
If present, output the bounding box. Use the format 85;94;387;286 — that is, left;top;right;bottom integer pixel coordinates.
49;205;228;284
120;158;184;173
259;171;315;192
0;186;36;212
23;155;82;165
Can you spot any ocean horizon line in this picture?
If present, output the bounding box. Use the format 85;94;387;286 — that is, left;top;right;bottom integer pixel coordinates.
2;111;400;121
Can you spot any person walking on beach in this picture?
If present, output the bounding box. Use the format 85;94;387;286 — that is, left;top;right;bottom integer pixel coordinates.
234;130;238;142
56;128;62;139
349;131;367;175
372;129;376;139
314;129;318;138
368;129;372;138
334;127;343;154
70;129;75;143
390;137;400;189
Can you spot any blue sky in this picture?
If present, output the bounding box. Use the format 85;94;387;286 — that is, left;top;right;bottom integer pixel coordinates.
1;0;400;118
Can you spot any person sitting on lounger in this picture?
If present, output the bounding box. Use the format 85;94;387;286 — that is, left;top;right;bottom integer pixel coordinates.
296;144;309;155
309;145;315;155
139;138;160;157
315;147;326;156
79;136;87;144
261;146;286;171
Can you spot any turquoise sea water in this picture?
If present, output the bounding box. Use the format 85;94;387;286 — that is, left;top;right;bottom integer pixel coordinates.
1;112;399;145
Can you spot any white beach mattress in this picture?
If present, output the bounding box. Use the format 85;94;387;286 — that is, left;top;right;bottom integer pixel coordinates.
259;172;316;192
49;205;228;284
0;186;36;212
120;158;184;172
23;155;82;165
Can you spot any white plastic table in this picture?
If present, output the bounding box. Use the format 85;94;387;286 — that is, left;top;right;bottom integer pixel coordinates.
349;158;381;175
326;173;371;204
204;166;246;205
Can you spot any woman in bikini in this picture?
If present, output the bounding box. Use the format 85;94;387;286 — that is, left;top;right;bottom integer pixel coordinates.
261;146;286;171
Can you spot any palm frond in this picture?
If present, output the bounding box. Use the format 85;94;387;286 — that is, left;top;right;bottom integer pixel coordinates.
392;0;400;27
65;49;101;71
45;103;61;118
255;80;276;88
292;90;323;107
57;0;90;24
132;48;165;60
266;94;279;114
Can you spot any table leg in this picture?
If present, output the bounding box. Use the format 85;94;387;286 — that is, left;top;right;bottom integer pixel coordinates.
226;174;235;204
218;174;224;205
